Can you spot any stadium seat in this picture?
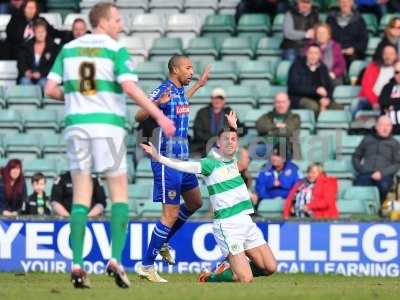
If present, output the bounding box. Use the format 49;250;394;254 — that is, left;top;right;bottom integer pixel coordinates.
257;198;284;218
40;13;63;29
79;0;102;13
272;13;284;34
323;159;354;180
248;160;266;177
316;110;351;131
189;84;214;107
131;14;165;49
5;85;42;109
225;85;257;108
128;183;153;201
4;134;42;160
0;60;18;86
136;158;153;179
63;13;90;30
165;14;201;48
258;85;287;105
149;37;184;61
119;36;147;64
218;0;241;14
333;85;360;105
184;0;218;20
149;0;183;17
0;86;5;108
366;37;380;57
256;36;282;58
201;14;236;37
243;109;266;129
300;134;335;162
185;37;219;61
238;60;274;84
379;13;400;32
340;186;380;215
291;159;309;173
361;14;378;35
0;110;23;134
220;37;254;61
137;201;162;218
115;0;148;16
237;14;271;36
24;159;58;178
23;110;60;134
199;60;238;84
348;60;368;84
0;14;11;39
42;133;66;159
136;61;167;81
292;109;316;133
275;60;292;85
46;0;79;15
337;134;363;159
337;199;368;215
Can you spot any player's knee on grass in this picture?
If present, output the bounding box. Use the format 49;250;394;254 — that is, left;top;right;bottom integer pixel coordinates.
236;273;253;283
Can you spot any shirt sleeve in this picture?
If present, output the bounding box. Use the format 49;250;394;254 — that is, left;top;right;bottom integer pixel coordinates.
200;158;216;176
115;47;138;84
158;156;202;174
47;47;64;84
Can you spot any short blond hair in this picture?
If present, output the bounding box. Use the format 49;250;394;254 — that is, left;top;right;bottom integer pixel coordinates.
89;2;117;28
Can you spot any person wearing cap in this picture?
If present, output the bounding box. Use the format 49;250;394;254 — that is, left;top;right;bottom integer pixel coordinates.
192;87;245;156
255;143;302;207
281;0;320;61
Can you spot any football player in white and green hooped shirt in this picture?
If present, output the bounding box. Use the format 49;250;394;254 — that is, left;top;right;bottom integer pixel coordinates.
141;112;277;283
45;2;175;289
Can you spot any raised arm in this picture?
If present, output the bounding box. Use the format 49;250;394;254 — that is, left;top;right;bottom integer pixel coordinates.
187;65;211;99
141;142;202;174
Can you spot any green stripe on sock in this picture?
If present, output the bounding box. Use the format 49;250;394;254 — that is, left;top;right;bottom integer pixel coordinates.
70;204;89;267
111;202;129;263
206;269;234;282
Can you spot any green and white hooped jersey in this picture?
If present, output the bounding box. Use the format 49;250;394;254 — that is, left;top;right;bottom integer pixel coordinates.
200;149;254;220
47;33;138;138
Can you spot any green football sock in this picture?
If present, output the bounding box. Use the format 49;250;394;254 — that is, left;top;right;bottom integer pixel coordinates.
249;261;266;277
206;269;234;282
111;202;129;263
70;204;89;267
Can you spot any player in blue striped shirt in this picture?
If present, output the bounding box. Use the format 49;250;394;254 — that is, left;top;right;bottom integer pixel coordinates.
135;55;210;282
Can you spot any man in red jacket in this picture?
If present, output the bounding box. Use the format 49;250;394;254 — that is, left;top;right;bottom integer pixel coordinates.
283;162;338;219
352;44;397;118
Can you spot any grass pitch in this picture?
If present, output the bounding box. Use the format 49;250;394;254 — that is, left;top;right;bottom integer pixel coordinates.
0;272;398;300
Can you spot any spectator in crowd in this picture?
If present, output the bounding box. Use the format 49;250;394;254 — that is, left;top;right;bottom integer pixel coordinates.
192;87;245;156
326;0;368;67
283;162;338;219
379;60;400;134
354;44;397;117
255;144;302;205
237;147;258;205
17;19;59;88
24;172;51;215
255;92;301;159
5;0;64;59
352;115;400;203
62;18;90;44
235;0;289;23
50;171;107;218
9;0;24;15
356;0;390;18
0;159;27;217
288;43;342;116
373;17;400;62
0;0;10;14
310;22;347;85
281;0;320;61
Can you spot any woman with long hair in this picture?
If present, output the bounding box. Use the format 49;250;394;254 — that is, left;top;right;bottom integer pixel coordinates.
373;17;400;62
0;159;27;217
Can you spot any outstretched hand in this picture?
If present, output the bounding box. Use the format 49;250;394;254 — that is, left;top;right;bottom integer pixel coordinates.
158;85;172;105
225;110;238;130
197;64;211;87
140;142;160;161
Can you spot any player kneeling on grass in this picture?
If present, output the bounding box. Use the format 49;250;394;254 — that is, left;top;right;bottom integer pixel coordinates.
141;112;277;283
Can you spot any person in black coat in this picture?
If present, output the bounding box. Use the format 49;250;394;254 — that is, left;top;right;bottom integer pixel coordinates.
288;43;342;117
5;0;64;59
25;172;51;215
326;0;368;67
379;61;400;134
17;18;60;88
373;17;400;63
